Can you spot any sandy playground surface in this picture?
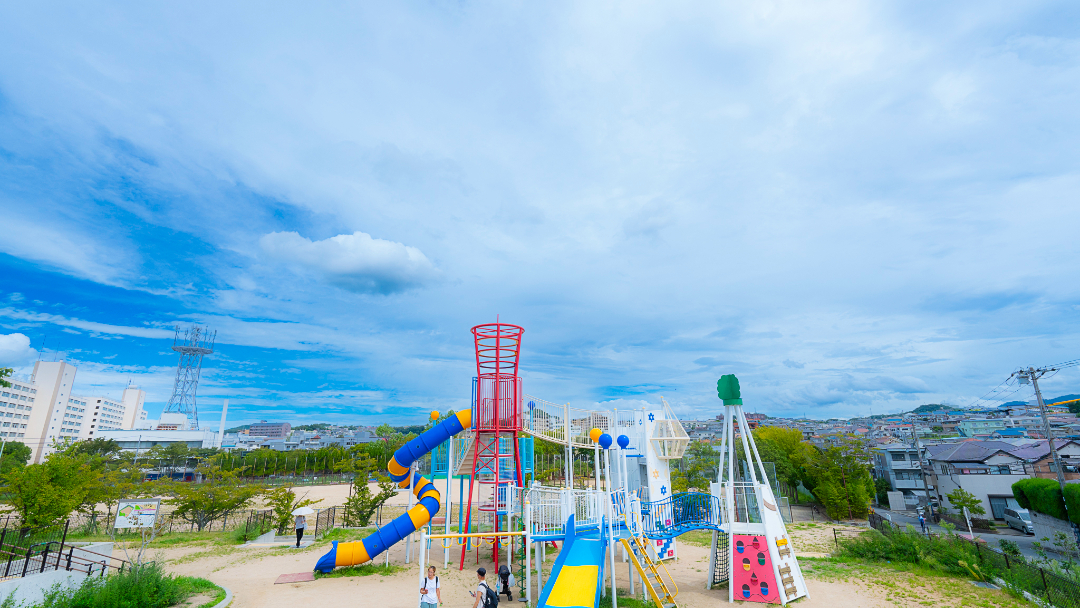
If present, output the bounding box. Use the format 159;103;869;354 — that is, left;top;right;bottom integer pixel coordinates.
126;485;1031;608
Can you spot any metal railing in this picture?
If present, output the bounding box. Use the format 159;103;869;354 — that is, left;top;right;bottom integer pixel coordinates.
0;520;132;582
640;492;720;538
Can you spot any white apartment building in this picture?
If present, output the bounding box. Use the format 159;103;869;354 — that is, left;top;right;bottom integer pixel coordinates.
6;361;147;463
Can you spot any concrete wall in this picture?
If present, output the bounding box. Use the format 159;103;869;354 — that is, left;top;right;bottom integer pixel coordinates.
934;473;1027;517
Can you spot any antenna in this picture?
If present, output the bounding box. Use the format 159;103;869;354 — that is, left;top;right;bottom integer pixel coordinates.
163;324;216;430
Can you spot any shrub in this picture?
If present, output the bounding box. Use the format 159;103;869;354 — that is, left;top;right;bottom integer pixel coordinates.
836;526;983;578
31;563;219;608
1012;477;1080;523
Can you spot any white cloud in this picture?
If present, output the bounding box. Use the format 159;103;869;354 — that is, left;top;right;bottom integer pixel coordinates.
259;231;437;294
0;308;174;339
0;333;37;367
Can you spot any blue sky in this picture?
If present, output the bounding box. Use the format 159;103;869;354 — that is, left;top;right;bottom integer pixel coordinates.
2;2;1080;426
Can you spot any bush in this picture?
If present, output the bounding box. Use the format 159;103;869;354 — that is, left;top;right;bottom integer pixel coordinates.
1012;477;1080;523
25;563;220;608
836;526;983;578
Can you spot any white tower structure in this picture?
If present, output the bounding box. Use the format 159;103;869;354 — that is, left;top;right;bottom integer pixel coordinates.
713;374;808;605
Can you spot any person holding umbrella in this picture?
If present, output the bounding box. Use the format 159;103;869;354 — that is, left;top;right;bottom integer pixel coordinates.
293;506;315;548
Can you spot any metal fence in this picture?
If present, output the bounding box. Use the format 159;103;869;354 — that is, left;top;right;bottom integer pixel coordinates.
0;520;132;582
865;511;1080;608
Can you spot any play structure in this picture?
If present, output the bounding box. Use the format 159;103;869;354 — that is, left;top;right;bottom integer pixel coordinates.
314;323;808;607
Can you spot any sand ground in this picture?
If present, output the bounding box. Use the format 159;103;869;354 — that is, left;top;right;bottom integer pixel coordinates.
122;484;1028;608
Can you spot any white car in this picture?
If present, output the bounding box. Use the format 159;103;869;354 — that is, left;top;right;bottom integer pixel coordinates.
1003;508;1034;535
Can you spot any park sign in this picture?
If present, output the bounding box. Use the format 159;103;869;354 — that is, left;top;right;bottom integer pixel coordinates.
115;499;160;529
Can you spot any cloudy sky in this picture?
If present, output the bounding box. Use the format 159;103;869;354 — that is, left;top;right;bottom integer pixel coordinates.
1;2;1079;426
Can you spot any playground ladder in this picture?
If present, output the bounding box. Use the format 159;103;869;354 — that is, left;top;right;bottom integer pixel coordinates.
620;535;679;608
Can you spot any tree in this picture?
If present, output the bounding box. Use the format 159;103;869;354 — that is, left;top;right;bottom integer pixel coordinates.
0;367;11;389
0;441;31;475
679;441;719;492
874;477;892;505
69;438;121;458
162;464;263;531
0;452;100;527
265;486;322;534
805;435;874;520
946;487;985;517
340;452;397;527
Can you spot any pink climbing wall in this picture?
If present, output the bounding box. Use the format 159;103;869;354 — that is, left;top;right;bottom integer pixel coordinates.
732;534;778;603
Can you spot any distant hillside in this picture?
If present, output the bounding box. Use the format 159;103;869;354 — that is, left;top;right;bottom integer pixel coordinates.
225;425;250;433
910;404;950;414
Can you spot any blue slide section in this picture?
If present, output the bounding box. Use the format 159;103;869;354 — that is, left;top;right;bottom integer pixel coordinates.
537;515;607;608
314;410;471;572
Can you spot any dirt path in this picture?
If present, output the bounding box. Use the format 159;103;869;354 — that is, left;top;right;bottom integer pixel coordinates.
138;520;1029;608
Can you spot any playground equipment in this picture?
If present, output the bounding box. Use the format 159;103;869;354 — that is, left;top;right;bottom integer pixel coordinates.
314;410;472;572
312;321;807;607
710;374;808;604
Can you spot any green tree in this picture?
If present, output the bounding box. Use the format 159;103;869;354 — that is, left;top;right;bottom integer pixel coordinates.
161;464;263;531
69;438;122;458
265;486;323;534
679;441;719;492
340;452;397;527
0;367;11;389
946;487;986;517
0;452;100;527
805;435;874;520
0;441;32;475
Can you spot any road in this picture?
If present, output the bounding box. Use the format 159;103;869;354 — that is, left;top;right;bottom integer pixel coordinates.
876;509;1050;562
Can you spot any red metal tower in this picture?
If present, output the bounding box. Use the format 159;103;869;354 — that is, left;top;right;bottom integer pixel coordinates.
460;322;524;568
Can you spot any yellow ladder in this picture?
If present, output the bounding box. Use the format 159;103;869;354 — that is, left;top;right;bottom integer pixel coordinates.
620;535;679;608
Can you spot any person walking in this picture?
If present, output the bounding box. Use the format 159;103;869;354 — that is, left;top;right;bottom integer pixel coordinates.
421;566;442;608
295;513;307;548
470;567;490;608
918;513;927;534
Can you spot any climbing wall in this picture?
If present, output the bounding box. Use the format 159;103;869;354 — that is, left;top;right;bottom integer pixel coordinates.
733;534;777;603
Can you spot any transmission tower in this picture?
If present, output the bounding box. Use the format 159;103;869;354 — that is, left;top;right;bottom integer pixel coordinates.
164;325;216;429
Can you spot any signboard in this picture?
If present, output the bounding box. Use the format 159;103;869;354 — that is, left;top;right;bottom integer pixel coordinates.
115;499;160;529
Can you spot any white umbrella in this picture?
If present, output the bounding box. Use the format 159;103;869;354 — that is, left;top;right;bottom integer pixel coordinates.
292;507;315;516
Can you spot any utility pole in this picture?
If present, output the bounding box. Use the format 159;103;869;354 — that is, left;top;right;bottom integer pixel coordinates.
1016;366;1080;549
910;428;935;520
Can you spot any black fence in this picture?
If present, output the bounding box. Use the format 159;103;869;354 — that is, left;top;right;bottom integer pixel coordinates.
312;506;342;538
866;510;1080;608
0;520;132;582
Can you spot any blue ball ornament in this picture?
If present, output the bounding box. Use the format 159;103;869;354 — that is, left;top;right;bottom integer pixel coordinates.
617;435;630;449
598;433;613;449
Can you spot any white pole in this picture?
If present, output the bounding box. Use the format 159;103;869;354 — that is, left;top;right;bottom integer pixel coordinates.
217;399;229;449
418;531;427;608
445;433;453;569
726;404;735;604
605;447;616;608
406;461;416;563
526;498;532;606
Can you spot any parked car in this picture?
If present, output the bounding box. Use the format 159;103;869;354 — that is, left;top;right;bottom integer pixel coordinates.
1003;508;1034;535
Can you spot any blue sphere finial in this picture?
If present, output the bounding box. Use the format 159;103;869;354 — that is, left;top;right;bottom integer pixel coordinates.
527;401;535;410
598;433;613;449
617;435;630;449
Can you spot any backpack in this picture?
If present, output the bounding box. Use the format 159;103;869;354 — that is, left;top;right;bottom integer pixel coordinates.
480;582;499;608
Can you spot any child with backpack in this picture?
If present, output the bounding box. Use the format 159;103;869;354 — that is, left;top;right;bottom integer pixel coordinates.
470;567;499;608
420;566;441;608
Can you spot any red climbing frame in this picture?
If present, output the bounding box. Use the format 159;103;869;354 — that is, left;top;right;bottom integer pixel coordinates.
460;322;525;569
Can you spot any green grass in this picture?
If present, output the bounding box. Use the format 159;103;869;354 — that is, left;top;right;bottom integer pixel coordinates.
676;530;713;547
596;589;654;608
314;562;405;579
0;564;225;608
317;527;377;544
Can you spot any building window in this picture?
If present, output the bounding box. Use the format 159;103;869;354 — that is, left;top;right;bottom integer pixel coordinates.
891;453;907;462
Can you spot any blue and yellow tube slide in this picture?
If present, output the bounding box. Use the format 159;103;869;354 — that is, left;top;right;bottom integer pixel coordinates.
315;410;471;572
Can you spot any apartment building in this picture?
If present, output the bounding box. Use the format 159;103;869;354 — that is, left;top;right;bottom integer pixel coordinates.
6;361;147;463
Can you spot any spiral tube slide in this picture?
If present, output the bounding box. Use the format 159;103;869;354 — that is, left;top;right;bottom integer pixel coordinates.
314;409;472;572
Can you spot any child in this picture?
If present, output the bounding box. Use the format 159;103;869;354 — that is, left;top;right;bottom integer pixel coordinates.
421;565;442;608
